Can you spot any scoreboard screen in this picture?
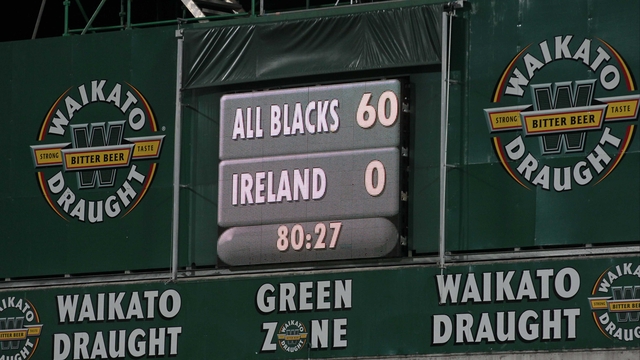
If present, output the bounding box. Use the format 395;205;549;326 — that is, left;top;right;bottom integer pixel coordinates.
217;79;405;265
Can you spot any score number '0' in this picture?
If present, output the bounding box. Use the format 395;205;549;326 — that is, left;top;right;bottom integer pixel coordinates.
358;90;399;197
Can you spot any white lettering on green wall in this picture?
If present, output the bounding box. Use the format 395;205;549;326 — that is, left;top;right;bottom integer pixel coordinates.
52;289;182;359
432;267;581;345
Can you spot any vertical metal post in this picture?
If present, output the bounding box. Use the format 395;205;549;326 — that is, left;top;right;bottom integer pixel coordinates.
127;0;132;29
32;0;47;39
438;10;451;272
171;29;184;281
251;0;255;17
63;0;70;36
120;0;124;27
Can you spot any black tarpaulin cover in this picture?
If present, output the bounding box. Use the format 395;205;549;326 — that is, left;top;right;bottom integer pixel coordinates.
183;3;442;88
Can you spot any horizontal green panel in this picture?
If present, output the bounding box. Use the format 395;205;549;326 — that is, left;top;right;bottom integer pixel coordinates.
0;255;636;359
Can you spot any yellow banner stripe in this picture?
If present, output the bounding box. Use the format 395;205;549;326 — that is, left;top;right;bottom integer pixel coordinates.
33;148;63;166
63;146;132;171
597;95;640;121
489;110;523;130
484;105;529;132
589;297;610;310
31;143;70;168
522;107;605;134
277;333;308;340
132;139;163;158
0;330;27;341
608;300;640;312
26;325;43;336
605;99;639;120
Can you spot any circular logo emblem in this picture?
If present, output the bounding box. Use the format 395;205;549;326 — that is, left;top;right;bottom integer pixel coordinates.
277;320;308;352
588;262;640;341
485;36;638;191
29;80;164;223
0;297;43;360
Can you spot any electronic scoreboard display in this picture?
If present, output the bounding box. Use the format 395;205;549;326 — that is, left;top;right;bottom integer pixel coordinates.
217;79;406;265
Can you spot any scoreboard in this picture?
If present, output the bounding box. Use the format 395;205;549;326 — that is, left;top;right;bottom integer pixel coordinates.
217;79;406;265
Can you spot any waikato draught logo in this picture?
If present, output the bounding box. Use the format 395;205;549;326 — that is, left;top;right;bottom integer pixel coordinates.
0;297;43;360
29;80;164;223
277;320;308;353
485;35;638;191
588;262;640;342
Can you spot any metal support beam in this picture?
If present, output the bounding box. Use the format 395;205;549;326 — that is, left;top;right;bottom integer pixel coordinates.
127;0;132;29
63;0;70;36
120;0;125;27
171;29;185;281
182;0;246;18
439;0;464;272
81;0;108;35
438;9;451;272
32;0;47;39
181;0;206;18
75;0;91;23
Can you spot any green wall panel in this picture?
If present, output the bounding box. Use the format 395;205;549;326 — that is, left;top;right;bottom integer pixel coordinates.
450;0;640;252
408;71;442;254
0;255;636;359
2;0;637;281
0;27;177;278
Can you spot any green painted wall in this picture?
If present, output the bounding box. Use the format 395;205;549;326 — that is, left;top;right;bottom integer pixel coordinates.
433;0;640;253
0;27;177;278
0;0;637;298
0;255;637;358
